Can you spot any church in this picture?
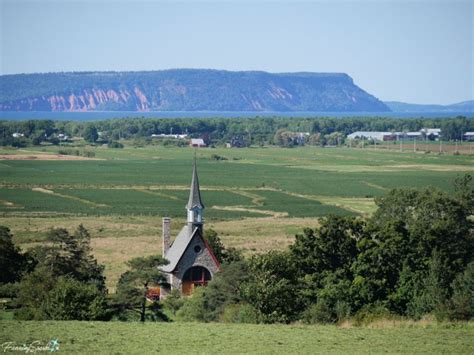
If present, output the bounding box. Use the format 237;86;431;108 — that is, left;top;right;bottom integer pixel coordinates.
159;159;220;298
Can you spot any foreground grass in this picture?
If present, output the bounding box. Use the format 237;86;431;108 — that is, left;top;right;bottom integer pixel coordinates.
0;321;472;354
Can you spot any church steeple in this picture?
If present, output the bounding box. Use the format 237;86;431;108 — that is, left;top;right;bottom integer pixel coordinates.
186;157;204;230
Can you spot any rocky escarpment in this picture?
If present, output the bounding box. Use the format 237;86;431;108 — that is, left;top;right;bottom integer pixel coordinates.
0;69;390;112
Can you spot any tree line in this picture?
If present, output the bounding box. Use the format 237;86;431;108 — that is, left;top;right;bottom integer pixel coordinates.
1;175;472;323
0;116;472;147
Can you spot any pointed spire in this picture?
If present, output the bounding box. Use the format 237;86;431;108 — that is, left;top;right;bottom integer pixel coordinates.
186;155;204;210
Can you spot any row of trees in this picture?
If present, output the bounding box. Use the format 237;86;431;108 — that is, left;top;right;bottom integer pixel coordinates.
1;176;472;323
1;116;472;147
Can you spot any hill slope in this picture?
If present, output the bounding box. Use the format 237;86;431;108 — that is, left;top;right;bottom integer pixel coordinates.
0;69;389;112
384;100;474;113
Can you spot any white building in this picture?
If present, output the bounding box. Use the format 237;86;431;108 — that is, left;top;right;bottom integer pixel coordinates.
464;132;474;141
189;138;206;148
346;131;393;141
151;133;188;139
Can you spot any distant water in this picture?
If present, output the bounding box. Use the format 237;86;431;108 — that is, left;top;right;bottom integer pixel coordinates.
0;111;472;121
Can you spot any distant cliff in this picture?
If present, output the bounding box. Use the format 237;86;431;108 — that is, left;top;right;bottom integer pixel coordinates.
0;69;390;112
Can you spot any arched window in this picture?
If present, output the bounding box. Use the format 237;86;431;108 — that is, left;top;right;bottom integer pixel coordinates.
182;266;211;295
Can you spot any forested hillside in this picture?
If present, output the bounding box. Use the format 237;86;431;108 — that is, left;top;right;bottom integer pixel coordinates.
0;70;389;112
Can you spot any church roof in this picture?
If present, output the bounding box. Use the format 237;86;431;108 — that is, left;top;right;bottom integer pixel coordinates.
160;225;197;273
186;159;204;210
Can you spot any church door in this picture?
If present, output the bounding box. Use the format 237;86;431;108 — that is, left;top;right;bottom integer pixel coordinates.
182;266;211;296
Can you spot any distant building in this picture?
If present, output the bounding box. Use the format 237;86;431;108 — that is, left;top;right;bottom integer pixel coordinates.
403;132;423;140
346;131;393;141
151;133;188;139
464;132;474;141
58;133;69;141
12;133;24;138
189;138;206;148
421;128;441;139
347;128;442;142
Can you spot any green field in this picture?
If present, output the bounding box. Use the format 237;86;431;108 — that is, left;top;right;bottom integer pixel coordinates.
0;320;472;354
1;145;472;217
1;145;473;290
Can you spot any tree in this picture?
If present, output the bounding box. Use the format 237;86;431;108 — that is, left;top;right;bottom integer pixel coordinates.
454;174;474;214
204;229;243;264
448;262;474;320
241;251;303;323
115;255;168;322
0;226;26;284
28;225;105;289
15;226;109;320
83;124;99;143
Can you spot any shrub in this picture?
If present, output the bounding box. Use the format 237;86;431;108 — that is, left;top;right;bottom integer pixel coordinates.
108;141;124;149
302;300;336;324
45;277;109;321
176;287;207;322
211;154;227;161
162;289;184;316
220;303;258;324
353;303;392;326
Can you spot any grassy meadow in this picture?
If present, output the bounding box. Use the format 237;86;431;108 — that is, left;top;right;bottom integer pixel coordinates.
1;144;473;290
0;320;473;354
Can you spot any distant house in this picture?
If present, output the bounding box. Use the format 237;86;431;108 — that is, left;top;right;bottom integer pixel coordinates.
464;132;474;141
190;138;206;148
58;133;69;141
12;133;24;138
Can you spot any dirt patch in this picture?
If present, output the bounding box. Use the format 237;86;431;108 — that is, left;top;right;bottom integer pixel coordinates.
211;205;288;218
0;199;19;208
0;154;101;161
31;187;108;207
391;164;474;172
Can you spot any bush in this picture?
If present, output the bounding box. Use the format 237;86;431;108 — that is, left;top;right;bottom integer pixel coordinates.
211;154;227;161
162;289;184;316
220;303;258;324
353;304;392;326
45;277;109;321
302;300;336;324
176;287;207;322
108;141;124;149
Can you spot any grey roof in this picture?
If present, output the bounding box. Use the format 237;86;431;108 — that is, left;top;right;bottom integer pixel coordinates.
186;160;204;210
160;225;198;273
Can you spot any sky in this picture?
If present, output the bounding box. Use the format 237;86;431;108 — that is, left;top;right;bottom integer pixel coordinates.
1;0;473;105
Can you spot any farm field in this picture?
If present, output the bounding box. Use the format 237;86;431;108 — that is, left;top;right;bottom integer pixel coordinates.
1;145;473;290
0;320;473;354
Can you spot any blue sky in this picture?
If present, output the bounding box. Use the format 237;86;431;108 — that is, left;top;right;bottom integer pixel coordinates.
1;0;472;104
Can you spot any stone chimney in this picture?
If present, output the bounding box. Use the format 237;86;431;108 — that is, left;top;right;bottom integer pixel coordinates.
162;217;171;257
